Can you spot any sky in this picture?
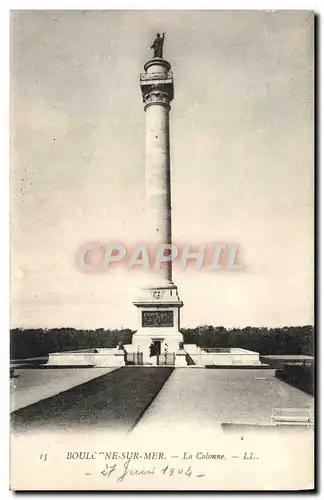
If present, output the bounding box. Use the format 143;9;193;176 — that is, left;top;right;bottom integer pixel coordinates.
10;10;314;329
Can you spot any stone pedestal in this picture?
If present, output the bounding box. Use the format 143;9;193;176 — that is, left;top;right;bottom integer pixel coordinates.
132;283;183;359
175;350;188;367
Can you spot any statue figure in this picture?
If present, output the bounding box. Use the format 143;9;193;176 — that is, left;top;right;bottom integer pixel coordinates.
150;33;165;58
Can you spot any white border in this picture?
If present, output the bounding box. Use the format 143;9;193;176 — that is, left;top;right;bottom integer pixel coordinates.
2;2;319;499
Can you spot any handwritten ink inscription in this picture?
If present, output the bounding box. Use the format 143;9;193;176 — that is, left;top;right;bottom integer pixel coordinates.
43;448;261;484
100;460;199;482
142;311;174;328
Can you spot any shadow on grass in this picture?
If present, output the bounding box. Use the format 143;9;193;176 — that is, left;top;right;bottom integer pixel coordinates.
11;367;174;433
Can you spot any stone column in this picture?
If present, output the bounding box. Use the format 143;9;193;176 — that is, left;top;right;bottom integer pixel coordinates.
132;53;183;357
143;58;173;284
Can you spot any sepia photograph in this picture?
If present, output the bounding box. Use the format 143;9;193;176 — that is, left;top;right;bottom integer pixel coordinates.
10;9;314;491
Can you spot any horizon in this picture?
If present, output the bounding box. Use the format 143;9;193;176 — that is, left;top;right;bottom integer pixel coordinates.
11;324;314;331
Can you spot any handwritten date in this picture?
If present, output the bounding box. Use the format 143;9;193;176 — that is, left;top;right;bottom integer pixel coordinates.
101;460;204;482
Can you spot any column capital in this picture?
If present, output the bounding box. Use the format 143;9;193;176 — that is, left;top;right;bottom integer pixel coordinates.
140;58;174;110
143;91;171;111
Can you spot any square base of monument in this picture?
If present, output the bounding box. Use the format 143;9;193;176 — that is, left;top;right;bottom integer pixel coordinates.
132;283;184;360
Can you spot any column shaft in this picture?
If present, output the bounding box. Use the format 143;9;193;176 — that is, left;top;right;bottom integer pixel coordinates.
145;102;172;283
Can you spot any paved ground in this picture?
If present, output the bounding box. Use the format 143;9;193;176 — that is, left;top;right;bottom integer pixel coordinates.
135;368;314;432
11;366;314;436
11;367;174;434
10;367;118;412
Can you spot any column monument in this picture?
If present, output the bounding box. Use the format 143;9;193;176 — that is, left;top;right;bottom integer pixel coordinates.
46;34;262;368
132;34;183;359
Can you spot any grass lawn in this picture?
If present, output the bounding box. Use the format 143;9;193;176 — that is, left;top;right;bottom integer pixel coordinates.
11;367;174;433
11;367;117;412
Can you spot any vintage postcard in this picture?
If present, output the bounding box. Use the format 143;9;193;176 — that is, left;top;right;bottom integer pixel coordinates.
10;10;314;491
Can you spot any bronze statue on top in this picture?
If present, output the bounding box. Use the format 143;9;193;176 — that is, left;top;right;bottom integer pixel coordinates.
150;33;165;58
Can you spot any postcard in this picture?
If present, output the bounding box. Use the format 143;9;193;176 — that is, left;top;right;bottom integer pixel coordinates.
10;10;314;491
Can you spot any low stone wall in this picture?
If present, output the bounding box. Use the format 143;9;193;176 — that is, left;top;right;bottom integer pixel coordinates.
47;350;125;367
175;350;187;366
46;346;260;367
122;344;136;352
183;346;261;366
184;344;202;355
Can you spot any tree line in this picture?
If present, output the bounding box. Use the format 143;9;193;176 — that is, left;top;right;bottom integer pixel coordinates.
10;325;313;360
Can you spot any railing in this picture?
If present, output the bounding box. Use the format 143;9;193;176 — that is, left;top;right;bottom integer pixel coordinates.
260;356;314;368
284;360;313;367
125;352;143;365
157;353;176;366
